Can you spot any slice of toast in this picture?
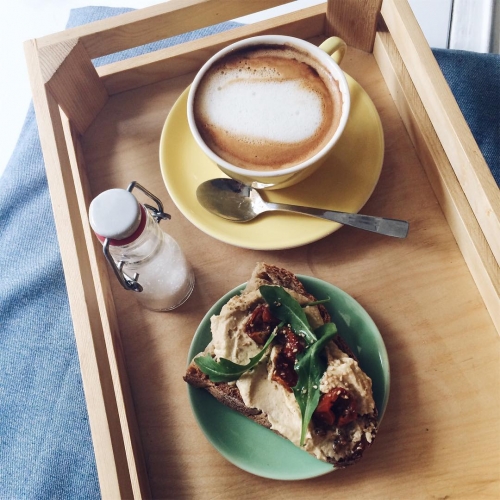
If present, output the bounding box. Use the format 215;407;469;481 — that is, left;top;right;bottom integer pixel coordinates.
184;263;378;467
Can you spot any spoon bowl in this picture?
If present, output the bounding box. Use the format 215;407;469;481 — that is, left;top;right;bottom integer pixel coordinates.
196;178;409;238
196;178;259;222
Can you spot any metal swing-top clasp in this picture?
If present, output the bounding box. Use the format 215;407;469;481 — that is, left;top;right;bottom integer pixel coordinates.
127;181;171;224
103;181;171;293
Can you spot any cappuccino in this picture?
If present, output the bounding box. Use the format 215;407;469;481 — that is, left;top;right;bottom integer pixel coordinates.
192;44;343;171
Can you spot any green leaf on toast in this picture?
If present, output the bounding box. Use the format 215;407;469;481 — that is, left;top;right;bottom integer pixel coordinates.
194;331;277;383
302;297;330;307
293;322;338;446
259;285;317;345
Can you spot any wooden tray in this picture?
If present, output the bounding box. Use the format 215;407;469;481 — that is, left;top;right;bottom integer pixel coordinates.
25;0;500;498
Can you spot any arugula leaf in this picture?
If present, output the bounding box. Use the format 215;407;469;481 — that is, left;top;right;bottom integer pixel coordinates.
194;331;277;383
302;297;330;307
293;322;338;446
259;285;317;345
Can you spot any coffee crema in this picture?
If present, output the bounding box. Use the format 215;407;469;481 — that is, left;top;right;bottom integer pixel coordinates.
192;44;343;171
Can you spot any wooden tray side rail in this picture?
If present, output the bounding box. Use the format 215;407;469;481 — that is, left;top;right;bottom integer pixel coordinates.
23;0;500;498
380;0;500;268
24;43;137;498
96;4;328;96
372;0;500;331
36;0;292;59
25;35;158;500
61;114;152;498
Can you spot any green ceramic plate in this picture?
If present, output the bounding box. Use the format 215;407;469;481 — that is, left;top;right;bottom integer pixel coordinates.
187;276;390;480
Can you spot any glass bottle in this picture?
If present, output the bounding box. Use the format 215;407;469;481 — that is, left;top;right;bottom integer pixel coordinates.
89;182;195;311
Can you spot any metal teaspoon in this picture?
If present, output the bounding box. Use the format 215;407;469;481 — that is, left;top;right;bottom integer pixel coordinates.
196;178;409;238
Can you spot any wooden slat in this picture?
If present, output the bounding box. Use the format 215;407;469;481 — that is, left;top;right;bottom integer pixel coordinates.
24;38;135;500
61;114;151;499
381;0;500;267
97;4;326;95
38;39;108;135
325;0;383;51
35;0;291;60
373;28;500;334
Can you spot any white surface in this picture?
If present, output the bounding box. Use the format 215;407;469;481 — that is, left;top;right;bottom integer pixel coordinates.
408;0;453;48
0;0;455;179
450;0;497;52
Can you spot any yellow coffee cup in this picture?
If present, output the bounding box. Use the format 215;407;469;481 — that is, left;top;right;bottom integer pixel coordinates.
187;35;350;190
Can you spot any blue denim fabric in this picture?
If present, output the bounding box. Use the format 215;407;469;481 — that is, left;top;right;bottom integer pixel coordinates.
0;6;498;499
433;48;500;186
0;103;99;498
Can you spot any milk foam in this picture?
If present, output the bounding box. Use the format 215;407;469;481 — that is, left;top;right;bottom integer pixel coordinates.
193;44;342;171
198;74;324;143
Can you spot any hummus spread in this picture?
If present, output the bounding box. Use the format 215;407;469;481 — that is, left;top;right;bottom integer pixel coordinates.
209;286;376;462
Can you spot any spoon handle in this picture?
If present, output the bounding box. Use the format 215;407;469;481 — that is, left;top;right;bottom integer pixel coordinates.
265;202;409;238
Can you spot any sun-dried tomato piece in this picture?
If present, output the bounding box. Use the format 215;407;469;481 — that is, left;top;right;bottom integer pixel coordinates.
271;326;305;392
280;327;304;360
245;303;280;345
272;354;297;391
313;388;358;427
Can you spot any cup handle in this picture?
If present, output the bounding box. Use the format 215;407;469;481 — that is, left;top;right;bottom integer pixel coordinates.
319;37;347;65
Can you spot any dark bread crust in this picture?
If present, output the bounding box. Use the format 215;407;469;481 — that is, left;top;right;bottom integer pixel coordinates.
184;364;272;428
245;263;331;324
184;263;377;467
245;262;308;293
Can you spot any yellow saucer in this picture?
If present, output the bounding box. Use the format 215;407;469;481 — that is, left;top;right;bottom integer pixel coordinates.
159;75;384;250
